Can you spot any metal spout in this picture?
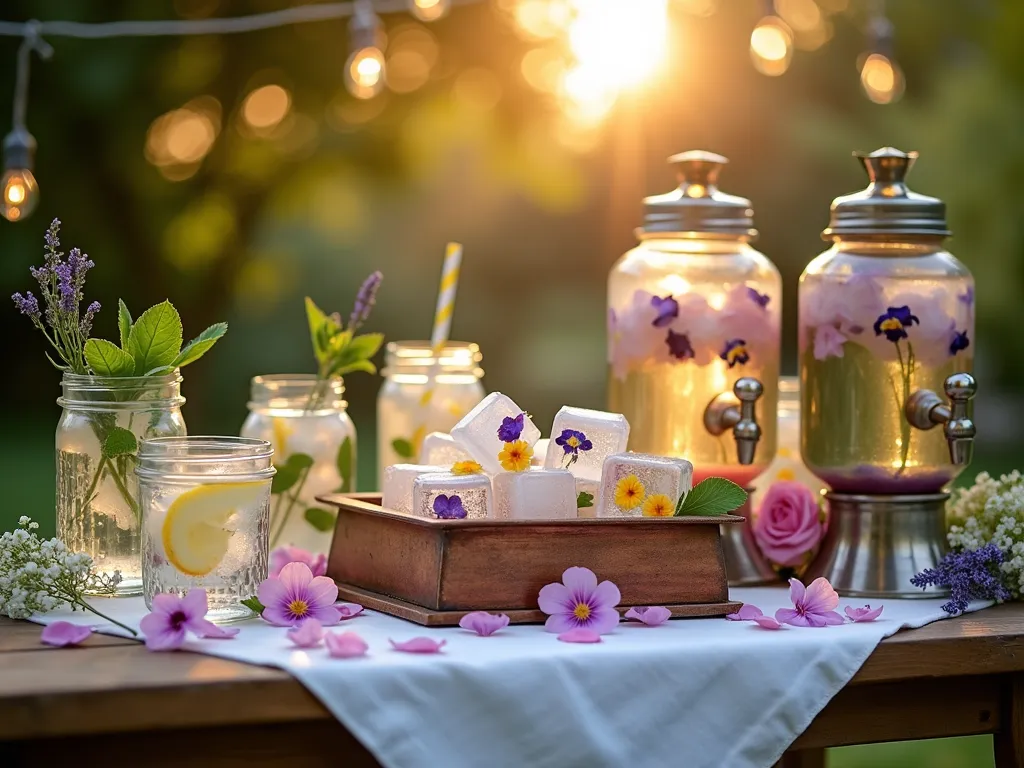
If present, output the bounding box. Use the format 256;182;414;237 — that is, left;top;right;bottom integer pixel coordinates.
904;372;977;465
703;377;763;464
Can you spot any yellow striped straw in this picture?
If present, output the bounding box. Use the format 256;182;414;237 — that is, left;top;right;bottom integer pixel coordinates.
419;242;463;408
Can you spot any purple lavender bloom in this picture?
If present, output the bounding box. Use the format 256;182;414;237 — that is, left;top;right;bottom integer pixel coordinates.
747;287;771;309
44;218;61;252
347;271;383;332
665;329;694;360
80;301;101;335
650;295;679;328
873;305;919;343
720;338;750;368
12;291;40;321
949;330;970;356
54;262;75;312
497;413;525;442
910;543;1011;615
432;494;466;519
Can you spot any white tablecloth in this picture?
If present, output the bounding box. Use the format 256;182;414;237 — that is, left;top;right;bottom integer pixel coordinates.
30;588;986;768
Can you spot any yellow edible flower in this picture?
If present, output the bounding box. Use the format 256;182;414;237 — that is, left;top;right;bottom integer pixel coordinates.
614;474;646;510
498;441;533;473
641;493;674;517
451;460;483;475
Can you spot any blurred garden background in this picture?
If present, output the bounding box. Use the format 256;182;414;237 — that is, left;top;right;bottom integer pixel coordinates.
1;1;1022;764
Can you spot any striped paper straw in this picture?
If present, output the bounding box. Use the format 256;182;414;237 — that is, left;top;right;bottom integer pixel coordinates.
419;242;463;408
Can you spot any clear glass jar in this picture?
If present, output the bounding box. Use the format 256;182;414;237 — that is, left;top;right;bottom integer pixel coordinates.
138;436;274;623
608;152;781;487
240;375;355;553
56;372;186;596
799;149;974;494
377;341;485;488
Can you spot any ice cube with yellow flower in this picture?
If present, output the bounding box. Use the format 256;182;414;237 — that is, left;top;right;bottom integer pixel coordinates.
597;452;693;518
449;392;541;474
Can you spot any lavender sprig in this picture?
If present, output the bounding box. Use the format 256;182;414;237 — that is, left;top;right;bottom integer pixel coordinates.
910;543;1011;615
347;270;383;333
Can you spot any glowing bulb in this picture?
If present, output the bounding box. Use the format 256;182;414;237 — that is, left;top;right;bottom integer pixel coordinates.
749;16;793;76
346;47;386;99
1;168;38;222
860;53;904;104
410;0;449;22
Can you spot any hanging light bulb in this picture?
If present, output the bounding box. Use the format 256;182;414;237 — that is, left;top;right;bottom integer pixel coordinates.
859;8;903;104
749;15;794;76
1;127;39;222
409;0;450;22
345;2;387;99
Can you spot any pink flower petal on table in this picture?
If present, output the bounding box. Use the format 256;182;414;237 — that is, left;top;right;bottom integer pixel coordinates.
726;604;764;621
40;621;92;647
561;566;599;596
336;603;364;620
192;620;240;639
271;546;327;578
459;611;510;636
624;606;671;626
801;577;840;615
752;615;784;630
287;619;325;648
558;628;602;643
325;631;368;658
845;605;884;622
389;637;446;654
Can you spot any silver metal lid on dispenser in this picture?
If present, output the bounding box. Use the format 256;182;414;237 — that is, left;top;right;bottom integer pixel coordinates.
823;147;950;239
640;151;757;238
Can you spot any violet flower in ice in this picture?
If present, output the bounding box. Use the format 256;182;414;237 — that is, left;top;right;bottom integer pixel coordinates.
432;494;467;520
844;605;884;623
555;429;592;468
257;562;341;627
390;637;446;653
497;413;526;442
40;621;93;647
950;330;970;356
720;338;750;368
746;287;771;309
139;589;239;651
910;543;1011;615
459;611;510;636
287;618;326;648
775;578;844;627
665;329;695;361
558;628;602;643
326;631;369;658
624;606;671;626
270;545;327;579
538;566;621;635
650;295;679;328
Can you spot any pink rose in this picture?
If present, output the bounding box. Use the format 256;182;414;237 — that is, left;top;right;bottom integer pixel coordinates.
753;481;824;567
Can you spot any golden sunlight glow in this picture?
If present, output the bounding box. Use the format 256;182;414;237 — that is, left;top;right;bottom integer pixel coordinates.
658;274;692;296
145;97;221;176
387;25;439;94
411;0;449;22
860;53;904;104
242;84;291;130
775;0;822;33
750;16;793;76
521;47;564;94
346;47;387;99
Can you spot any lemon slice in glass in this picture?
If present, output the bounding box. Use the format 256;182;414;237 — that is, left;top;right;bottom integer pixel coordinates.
162;482;265;577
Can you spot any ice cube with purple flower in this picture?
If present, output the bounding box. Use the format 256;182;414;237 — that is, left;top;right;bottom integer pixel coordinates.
543;406;629;482
449;392;540;474
382;463;448;513
412;472;492;519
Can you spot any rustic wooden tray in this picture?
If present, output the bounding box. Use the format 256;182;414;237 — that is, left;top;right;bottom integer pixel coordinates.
319;493;742;626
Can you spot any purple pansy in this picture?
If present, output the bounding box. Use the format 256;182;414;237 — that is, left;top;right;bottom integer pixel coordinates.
720;338;750;368
538;566;621;635
950;330;970;356
873;306;919;343
747;287;771;309
139;589;240;651
650;295;679;328
257;562;341;627
555;429;592;468
433;494;467;519
497;413;525;442
665;329;695;360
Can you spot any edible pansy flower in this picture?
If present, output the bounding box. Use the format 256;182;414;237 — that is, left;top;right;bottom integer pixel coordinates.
650;295;679;328
270;545;327;579
451;460;483;475
665;329;695;361
432;494;467;519
538;566;621;635
641;493;674;517
746;287;771;309
950;330;970;356
873;305;919;343
497;413;525;443
257;562;341;627
499;440;533;472
614;474;646;510
555;429;592;468
140;589;240;651
720;338;749;368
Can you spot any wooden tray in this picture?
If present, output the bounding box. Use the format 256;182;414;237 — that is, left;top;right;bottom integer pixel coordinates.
320;493;743;626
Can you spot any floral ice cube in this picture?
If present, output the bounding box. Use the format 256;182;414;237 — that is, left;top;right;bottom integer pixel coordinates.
544;406;630;482
382;463;447;514
418;432;472;466
449;392;541;474
412;472;492;520
574;477;600;519
492;469;577;520
597;453;693;518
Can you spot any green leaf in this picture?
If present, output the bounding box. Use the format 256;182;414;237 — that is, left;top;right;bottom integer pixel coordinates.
85;339;137;377
271;452;315;494
241;597;265;615
117;300;133;350
170;322;228;369
344;332;385;361
305;297;340;365
392;438;415;459
304;507;337;532
674;478;748;517
102;427;138;459
335;436;353;493
127;301;183;376
330;359;378;378
576;491;594;509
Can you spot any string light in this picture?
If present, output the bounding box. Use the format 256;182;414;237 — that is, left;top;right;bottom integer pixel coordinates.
345;2;387;99
409;0;450;22
860;2;903;104
2;24;50;222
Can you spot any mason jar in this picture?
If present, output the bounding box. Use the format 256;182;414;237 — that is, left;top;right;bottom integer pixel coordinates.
56;372;186;596
240;375;355;553
377;341;485;488
138;436;274;623
608;151;781;488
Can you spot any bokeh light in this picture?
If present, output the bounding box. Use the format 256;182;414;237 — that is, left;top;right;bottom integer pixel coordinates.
346;47;387;100
145;96;222;179
860;52;904;104
409;0;449;22
386;25;439;94
1;169;39;222
242;84;291;131
750;16;794;76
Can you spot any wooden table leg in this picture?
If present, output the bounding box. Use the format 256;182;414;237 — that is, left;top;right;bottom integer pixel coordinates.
776;749;826;768
996;675;1024;768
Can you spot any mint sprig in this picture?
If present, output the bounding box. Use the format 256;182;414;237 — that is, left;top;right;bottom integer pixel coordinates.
674;478;747;517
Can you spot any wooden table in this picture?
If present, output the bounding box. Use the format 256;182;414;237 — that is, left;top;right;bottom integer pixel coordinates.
2;606;1024;767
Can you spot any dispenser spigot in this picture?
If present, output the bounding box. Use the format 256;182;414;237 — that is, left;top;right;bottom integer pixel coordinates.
703;377;763;464
905;373;977;466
